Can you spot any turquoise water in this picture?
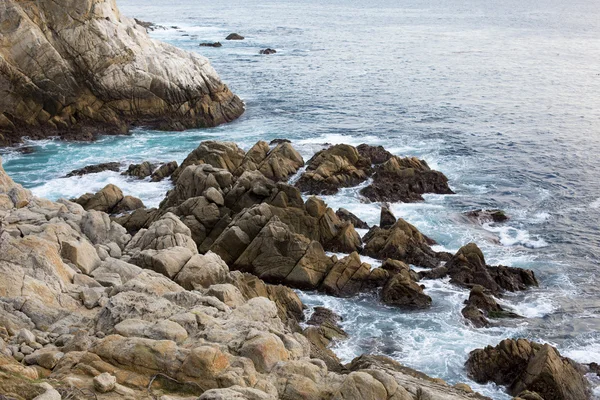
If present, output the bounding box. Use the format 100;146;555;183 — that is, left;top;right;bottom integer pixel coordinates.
3;0;600;397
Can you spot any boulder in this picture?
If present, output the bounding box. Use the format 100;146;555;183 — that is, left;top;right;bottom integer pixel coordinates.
360;156;454;203
296;144;371;195
259;48;277;55
0;0;243;146
380;270;431;309
335;208;369;229
121;161;156;179
132;246;194;279
356;144;393;165
64;162;121;177
151;161;178;182
125;212;198;254
466;339;589;400
320;252;373;297
75;184;123;213
445;243;538;294
232;219;334;290
93;372;116;393
175;252;230;290
379;204;396;229
362;218;447;268
461;285;521;328
112;195;145;214
61;239;101;275
171;141;245;181
162;164;233;209
234;141;304;182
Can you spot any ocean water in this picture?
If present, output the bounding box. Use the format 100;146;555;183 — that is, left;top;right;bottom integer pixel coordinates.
3;0;600;397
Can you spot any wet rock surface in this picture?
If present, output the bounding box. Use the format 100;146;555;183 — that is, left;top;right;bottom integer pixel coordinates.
64;162;121;177
466;339;590;400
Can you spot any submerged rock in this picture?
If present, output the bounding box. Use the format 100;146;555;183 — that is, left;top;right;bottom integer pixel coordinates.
260;48;277;55
200;42;223;47
226;33;245;40
461;285;521;328
64;162;121;177
121;161;156;179
464;209;509;224
0;0;244;146
466;339;590;400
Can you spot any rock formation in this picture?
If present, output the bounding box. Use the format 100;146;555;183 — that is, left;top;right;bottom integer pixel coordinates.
466;339;590;400
0;0;244;146
0;155;486;399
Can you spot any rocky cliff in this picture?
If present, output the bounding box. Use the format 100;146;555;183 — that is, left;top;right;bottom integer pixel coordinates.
0;0;244;146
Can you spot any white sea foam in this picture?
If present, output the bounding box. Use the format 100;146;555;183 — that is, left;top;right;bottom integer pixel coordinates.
482;223;548;249
31;171;173;209
590;198;600;209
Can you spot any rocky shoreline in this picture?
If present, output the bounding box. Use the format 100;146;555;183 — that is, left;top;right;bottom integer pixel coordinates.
0;137;595;400
0;0;244;147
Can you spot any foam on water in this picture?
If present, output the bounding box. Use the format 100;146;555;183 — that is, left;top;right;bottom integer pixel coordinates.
482;223;549;249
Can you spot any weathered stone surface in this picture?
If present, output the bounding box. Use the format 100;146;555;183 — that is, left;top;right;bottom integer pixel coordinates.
235;141;304;182
445;243;538;294
240;332;290;372
75;184;123;213
356;143;393;165
121;161;156;179
380;204;396;229
464;209;509;224
466;339;589;400
461;285;521;328
296;144;371;195
163;164;233;209
0;157;32;210
175;252;230;290
335;208;369;229
0;0;244;146
320;252;372;298
360;156;454;203
61;239;101;274
362;218;446;268
151;161;178;182
172;141;245;182
381;270;431;309
226;33;245;40
93;372;116;393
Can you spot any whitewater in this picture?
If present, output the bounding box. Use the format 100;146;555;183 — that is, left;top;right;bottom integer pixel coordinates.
2;0;600;398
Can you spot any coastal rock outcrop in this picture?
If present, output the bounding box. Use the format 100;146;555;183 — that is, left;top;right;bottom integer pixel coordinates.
466;339;589;400
360;156;454;202
461;285;520;328
0;0;244;146
0;152;504;400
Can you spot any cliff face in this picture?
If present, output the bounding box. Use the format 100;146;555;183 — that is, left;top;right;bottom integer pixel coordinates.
0;0;245;146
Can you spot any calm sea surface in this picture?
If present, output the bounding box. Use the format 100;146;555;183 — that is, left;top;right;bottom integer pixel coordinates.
3;0;600;397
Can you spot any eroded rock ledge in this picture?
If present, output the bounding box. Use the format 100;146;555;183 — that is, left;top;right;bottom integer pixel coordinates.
0;0;244;146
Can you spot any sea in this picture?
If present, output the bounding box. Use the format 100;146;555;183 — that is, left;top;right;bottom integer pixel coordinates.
2;0;600;398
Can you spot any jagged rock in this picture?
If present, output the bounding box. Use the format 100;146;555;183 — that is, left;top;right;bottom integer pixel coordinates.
466;339;589;400
464;209;509;224
132;246;195;278
232;219;334;290
0;0;243;146
226;33;245;40
303;307;347;373
356;144;393;165
259;49;277;55
360;156;454;203
296;144;371;195
445;243;538;294
461;285;521;328
200;42;223;47
121;161;156;179
320;252;373;297
381;270;431;309
380;204;396;229
113;207;159;233
362;218;447;268
234;141;304;182
151;161;178;182
172;141;245;181
162;164;233;209
64;162;121;178
125;212;198;254
0;157;32;210
112;195;145;214
335;208;369;229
